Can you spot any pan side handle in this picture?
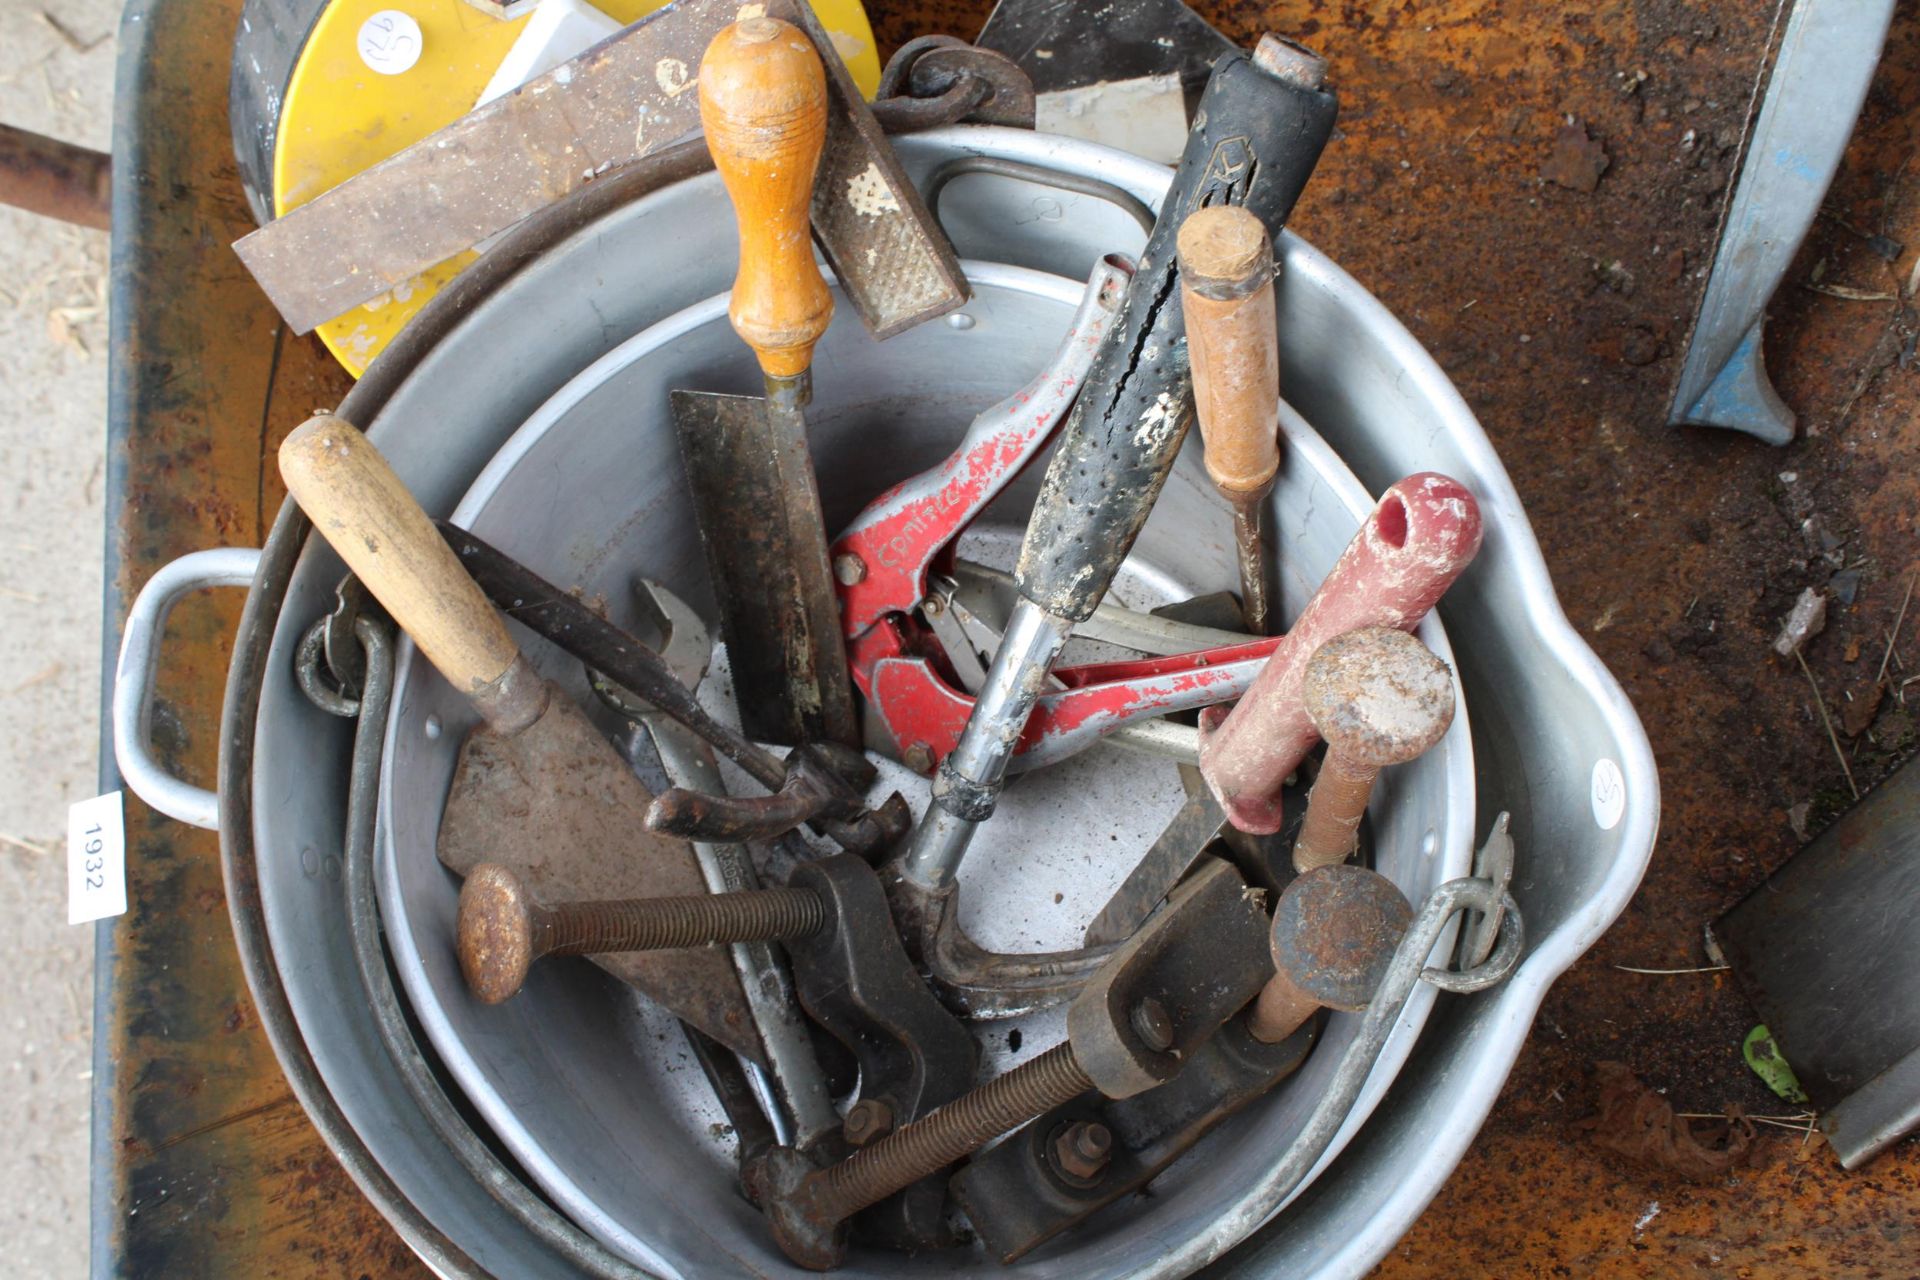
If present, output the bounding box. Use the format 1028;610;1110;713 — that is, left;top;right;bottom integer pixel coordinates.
112;548;263;829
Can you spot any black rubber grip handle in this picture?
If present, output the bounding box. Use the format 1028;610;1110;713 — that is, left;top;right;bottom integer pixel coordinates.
1014;51;1338;622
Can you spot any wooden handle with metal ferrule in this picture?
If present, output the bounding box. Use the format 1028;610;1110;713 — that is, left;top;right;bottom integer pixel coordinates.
1178;205;1281;497
279;415;521;695
699;17;833;381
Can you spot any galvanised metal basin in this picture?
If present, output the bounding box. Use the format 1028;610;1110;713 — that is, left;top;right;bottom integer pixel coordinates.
115;126;1655;1277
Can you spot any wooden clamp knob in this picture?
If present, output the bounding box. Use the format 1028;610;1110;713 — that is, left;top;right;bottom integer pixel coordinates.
279;415;522;697
1178;205;1281;497
699;17;833;382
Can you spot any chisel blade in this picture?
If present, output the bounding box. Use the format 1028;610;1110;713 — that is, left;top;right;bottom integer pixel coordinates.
671;389;860;750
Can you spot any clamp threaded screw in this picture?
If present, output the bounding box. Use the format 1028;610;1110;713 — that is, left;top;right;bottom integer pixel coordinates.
765;1042;1095;1268
457;862;828;1004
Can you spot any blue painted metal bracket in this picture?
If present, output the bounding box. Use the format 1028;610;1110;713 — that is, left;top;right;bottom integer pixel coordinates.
1668;0;1896;445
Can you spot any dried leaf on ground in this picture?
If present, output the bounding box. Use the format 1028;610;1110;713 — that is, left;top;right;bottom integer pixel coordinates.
1544;121;1610;193
1579;1061;1756;1180
1804;283;1898;303
1841;680;1886;736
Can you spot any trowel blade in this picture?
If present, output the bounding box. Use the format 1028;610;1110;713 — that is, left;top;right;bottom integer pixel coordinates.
1664;0;1895;443
436;690;765;1063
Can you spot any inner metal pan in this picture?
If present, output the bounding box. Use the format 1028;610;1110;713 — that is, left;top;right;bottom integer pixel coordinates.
371;260;1471;1276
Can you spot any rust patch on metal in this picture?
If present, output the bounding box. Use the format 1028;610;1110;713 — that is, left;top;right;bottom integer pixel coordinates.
1253;864;1410;1045
1300;627;1455;768
436;692;765;1062
1542;119;1612;194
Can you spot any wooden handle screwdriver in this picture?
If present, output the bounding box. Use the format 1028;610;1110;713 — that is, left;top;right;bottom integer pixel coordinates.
1178;204;1281;634
686;17;861;749
699;15;833;399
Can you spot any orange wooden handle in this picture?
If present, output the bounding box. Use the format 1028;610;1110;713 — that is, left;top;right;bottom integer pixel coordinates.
1178;205;1280;496
699;17;833;382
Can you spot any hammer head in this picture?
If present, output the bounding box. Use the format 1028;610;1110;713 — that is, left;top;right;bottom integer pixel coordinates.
456;862;538;1005
1301;627;1455;767
1270;865;1413;1012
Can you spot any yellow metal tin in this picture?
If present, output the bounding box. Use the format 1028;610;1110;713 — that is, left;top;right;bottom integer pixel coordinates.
272;0;881;375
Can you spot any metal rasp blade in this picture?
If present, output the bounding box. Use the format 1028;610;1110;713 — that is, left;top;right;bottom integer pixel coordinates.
779;0;967;338
671;389;860;750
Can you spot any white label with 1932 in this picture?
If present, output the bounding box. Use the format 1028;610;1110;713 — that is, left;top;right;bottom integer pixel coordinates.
68;791;127;925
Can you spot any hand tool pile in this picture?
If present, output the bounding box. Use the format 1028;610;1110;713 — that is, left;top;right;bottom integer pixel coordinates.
275;12;1523;1272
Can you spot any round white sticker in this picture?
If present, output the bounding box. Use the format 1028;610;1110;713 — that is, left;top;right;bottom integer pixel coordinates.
1591;758;1626;831
358;10;423;76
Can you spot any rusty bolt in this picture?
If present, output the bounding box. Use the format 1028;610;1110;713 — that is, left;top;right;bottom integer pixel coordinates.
901;743;936;775
832;553;867;586
842;1098;894;1147
1291;627;1455;873
456;862;829;1005
1249;864;1412;1045
760;1041;1097;1269
1050;1120;1114;1183
1130;997;1175;1052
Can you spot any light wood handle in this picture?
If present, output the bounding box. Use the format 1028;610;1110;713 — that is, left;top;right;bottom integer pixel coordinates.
699;17;833;382
1178;205;1281;496
279;415;521;695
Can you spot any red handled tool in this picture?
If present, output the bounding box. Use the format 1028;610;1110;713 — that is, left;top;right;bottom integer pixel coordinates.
1198;473;1483;833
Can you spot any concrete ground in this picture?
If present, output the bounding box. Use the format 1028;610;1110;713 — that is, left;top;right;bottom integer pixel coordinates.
0;0;120;1275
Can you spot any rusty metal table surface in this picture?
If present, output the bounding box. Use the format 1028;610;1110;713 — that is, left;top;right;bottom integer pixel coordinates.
95;0;1920;1275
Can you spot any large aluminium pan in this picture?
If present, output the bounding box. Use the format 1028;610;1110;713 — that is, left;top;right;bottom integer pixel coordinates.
112;127;1657;1276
